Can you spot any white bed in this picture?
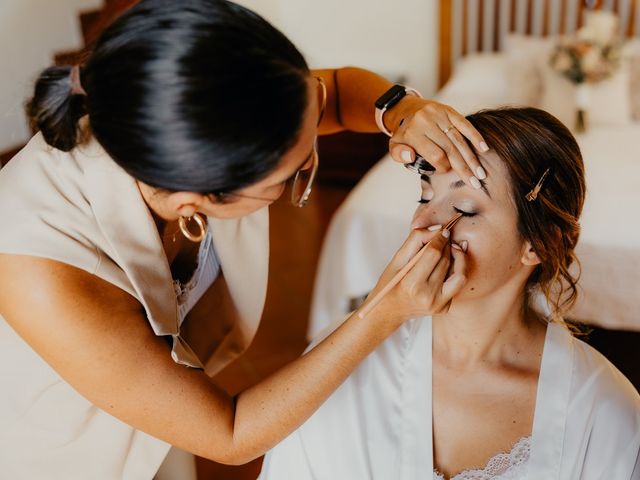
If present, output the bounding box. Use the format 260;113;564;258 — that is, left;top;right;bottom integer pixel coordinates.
309;1;640;337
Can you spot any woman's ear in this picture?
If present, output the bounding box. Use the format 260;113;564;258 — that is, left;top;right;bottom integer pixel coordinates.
520;241;541;266
165;191;207;218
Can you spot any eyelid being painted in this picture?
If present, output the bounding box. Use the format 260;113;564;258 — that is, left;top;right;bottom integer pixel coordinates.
416;200;477;217
453;206;477;217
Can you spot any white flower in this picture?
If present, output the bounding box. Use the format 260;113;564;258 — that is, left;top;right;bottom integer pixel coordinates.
578;11;618;45
553;51;573;71
582;48;603;74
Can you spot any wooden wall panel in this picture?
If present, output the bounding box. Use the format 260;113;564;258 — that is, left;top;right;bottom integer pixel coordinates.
438;0;640;88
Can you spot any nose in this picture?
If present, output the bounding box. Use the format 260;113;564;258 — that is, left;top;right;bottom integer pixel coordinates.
411;204;464;232
411;203;447;230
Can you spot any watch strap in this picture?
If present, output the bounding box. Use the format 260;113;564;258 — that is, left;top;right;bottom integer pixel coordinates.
375;85;422;136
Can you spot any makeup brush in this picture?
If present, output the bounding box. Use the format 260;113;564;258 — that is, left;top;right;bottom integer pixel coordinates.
357;212;463;319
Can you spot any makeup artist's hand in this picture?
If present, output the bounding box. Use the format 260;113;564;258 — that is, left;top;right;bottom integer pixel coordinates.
359;227;468;324
386;97;489;191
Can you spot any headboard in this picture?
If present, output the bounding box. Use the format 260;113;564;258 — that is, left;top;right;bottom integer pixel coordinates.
439;0;640;88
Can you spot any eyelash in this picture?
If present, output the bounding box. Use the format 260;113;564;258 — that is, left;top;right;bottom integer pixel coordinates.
454;206;477;218
417;199;478;218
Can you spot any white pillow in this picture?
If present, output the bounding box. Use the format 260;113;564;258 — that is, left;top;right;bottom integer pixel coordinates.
540;59;632;128
436;53;509;115
504;34;555;106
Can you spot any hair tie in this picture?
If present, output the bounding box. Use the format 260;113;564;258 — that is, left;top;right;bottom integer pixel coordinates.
70;65;87;96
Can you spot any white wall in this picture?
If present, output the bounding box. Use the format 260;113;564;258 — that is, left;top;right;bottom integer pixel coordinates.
236;0;439;94
0;0;101;151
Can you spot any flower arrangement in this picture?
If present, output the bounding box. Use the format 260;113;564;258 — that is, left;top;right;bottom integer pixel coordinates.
550;11;622;84
549;11;622;131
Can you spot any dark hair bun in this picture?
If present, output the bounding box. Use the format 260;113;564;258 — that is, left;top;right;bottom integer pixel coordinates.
26;0;310;195
26;65;87;152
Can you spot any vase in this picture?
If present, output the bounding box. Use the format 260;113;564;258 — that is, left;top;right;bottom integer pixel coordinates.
574;83;590;133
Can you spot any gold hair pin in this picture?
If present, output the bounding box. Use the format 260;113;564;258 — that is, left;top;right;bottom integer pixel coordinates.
526;168;550;202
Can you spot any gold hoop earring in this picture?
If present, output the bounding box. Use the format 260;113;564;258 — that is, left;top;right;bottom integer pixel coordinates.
178;213;206;242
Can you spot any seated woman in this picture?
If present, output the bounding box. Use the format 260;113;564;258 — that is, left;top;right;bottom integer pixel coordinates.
259;107;640;479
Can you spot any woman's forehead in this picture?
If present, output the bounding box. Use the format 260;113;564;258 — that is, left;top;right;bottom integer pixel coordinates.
471;147;509;179
422;150;512;200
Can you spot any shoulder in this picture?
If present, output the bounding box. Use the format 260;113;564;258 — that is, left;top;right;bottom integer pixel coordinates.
298;316;426;428
0;132;90;218
557;331;640;476
567;331;640;428
0;132;124;274
0;129;115;200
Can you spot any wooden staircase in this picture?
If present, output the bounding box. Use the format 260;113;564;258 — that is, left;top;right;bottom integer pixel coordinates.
54;0;139;65
1;2;136;167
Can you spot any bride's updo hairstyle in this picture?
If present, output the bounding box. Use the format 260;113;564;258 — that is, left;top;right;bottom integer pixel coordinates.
466;107;586;326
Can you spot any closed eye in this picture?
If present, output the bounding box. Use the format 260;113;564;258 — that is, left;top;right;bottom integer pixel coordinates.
454;206;477;217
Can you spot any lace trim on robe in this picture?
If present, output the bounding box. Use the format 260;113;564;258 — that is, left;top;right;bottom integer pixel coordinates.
433;435;531;480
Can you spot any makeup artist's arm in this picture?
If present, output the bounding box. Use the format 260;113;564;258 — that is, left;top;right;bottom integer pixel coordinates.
0;228;466;465
313;67;489;188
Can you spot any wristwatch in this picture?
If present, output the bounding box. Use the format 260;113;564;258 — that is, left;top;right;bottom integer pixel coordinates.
374;84;422;137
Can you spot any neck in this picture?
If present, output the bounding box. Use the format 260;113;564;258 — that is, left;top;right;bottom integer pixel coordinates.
433;281;542;367
136;181;178;236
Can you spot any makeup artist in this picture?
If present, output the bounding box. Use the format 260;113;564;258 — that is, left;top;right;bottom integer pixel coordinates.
0;1;485;478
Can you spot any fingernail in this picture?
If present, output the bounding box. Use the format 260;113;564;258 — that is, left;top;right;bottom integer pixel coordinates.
401;150;412;163
452;243;462;251
423;189;434;200
480;141;489;152
428;224;442;231
441;229;450;239
476;166;487;180
470;176;482;189
461;240;468;252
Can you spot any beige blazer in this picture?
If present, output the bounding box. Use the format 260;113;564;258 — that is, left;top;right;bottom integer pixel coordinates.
0;131;269;479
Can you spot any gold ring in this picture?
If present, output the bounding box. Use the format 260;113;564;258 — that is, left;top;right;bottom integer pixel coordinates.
443;125;455;135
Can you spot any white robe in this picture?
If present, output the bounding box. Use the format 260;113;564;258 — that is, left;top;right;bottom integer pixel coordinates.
260;318;640;479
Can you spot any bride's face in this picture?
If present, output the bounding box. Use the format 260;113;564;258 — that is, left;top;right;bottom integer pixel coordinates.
410;150;537;301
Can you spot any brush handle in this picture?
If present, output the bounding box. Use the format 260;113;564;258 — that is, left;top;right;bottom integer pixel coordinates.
356;213;461;320
356;240;432;319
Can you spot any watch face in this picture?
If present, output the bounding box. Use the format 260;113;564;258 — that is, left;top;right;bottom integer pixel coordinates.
375;84;406;110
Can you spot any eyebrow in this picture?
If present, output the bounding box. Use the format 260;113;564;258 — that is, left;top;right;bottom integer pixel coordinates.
421;174;491;198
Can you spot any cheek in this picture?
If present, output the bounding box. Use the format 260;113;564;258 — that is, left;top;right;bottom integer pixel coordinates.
452;221;524;292
453;221;496;271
